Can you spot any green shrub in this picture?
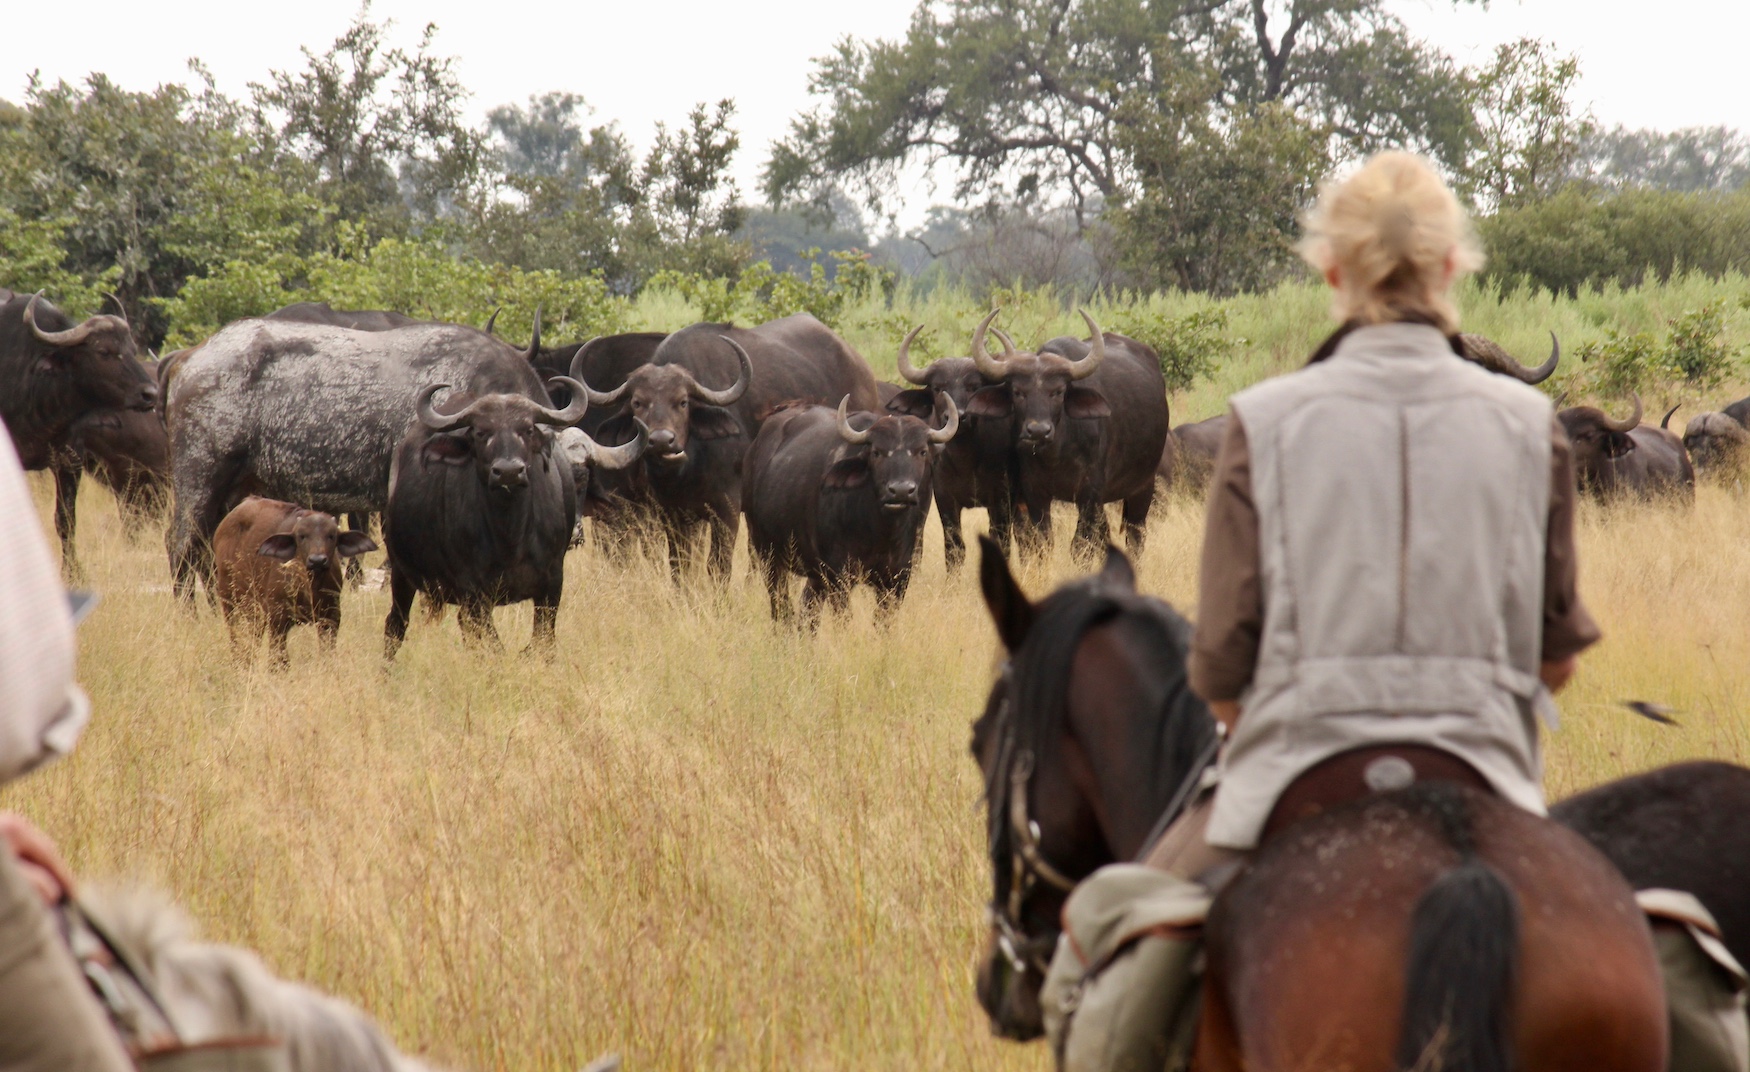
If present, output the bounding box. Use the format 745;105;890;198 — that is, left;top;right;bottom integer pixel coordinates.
1571;300;1741;399
1111;305;1234;393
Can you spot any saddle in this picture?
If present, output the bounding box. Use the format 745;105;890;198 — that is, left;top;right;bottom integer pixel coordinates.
1260;744;1492;844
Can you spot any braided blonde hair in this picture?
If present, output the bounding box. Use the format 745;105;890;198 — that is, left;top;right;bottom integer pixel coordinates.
1298;152;1482;335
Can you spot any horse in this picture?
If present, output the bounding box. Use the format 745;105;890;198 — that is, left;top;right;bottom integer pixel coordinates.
969;536;1219;1037
971;537;1669;1070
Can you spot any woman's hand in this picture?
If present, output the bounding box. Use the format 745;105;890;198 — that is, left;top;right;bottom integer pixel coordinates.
0;813;73;906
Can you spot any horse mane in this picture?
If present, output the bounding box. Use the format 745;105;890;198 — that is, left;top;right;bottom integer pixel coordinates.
81;885;441;1072
986;574;1218;861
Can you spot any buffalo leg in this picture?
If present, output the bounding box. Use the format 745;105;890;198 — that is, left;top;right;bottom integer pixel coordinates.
384;569;418;660
316;593;341;652
798;579;827;632
1013;496;1053;559
706;505;737;582
874;571;911;627
987;497;1014;557
528;583;561;656
267;617;292;670
1072;498;1112;561
168;456;240;607
1121;485;1153;558
52;460;84;583
939;492;967;573
458;601;502;650
759;551;793;624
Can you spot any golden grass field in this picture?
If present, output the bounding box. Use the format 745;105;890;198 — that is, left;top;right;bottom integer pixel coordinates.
6;463;1750;1072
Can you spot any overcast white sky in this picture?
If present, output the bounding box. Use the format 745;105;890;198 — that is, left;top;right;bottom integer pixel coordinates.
1;1;1738;226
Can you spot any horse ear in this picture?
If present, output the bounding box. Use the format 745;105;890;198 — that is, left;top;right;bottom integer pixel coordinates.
1100;545;1135;590
979;535;1033;651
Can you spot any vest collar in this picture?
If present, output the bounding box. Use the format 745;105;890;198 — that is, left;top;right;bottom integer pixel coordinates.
1319;323;1458;376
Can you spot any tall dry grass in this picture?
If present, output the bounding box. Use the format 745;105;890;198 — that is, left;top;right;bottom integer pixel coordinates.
8;474;1749;1070
11;275;1750;1069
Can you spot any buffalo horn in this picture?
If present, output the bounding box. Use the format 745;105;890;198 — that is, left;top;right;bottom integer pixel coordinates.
105;292;128;325
1603;393;1643;434
895;324;930;384
1067;310;1106;381
928;394;960;444
535;377;590;426
1662;403;1681;430
24;291;95;347
483;308;500;336
417;384;479;432
970;309;1011;379
688;337;752;406
990;327;1019;355
578;419;648;471
568;339;632;404
836;395;873;444
522;306;543;362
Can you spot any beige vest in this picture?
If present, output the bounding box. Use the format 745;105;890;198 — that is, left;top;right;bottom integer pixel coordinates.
1205;323;1555;849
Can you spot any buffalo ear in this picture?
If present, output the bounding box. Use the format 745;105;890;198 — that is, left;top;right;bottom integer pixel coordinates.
690;405;743;441
337;531;378;558
421;434;471;467
1605;431;1637;460
887;388;936;420
257;534;298;560
966;386;1013;419
822;455;870;489
979;535;1034;651
1100;545;1136;590
1066;386;1112;420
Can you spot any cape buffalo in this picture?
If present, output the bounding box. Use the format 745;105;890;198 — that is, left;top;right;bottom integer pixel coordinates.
884;326;1019;570
212;497;377;665
0;290;159;578
531;332;668;419
1559;394;1695;501
744;396;958;627
1681;396;1750;474
383;379;639;657
575;338;751;578
965;310;1170;558
581;314;882;571
1157;414;1228;495
166;315;554;603
53;404;169;533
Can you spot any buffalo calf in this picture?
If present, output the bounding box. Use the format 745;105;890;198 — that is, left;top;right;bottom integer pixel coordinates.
744;396;958;627
213;497;376;665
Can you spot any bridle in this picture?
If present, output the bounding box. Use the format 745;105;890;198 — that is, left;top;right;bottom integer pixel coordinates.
984;661;1078;977
982;654;1220;979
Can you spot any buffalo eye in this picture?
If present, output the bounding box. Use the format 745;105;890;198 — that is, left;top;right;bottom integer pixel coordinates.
632;399;646;410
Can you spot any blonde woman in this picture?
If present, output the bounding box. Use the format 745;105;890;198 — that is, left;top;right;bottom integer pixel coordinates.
1044;153;1745;1072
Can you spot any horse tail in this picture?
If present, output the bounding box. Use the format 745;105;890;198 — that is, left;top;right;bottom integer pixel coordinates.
1394;855;1521;1072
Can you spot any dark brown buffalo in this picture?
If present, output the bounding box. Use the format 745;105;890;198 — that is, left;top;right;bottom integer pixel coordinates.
1681;396;1750;473
581;314;882;572
744;397;958;626
574;340;751;578
1559;394;1695;501
885;327;1020;570
382;379;634;657
966;311;1170;558
530;332;668;421
212;496;376;665
54;403;168;532
1157;413;1228;495
0;290;159;577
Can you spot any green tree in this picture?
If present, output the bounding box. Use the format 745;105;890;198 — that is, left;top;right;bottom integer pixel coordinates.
249;6;486;229
1463;38;1593;209
764;0;1480;223
1109;64;1328;294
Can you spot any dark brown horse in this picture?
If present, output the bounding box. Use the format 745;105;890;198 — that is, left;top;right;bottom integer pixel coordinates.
973;539;1669;1070
971;536;1219;1037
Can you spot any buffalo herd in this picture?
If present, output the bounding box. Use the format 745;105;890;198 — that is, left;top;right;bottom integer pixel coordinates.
4;288;1744;660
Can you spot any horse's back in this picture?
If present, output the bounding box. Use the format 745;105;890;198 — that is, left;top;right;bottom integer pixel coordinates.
1201;785;1665;1072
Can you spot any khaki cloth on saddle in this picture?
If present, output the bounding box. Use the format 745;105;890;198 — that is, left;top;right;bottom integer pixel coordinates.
1042;870;1750;1072
1042;865;1209;1072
